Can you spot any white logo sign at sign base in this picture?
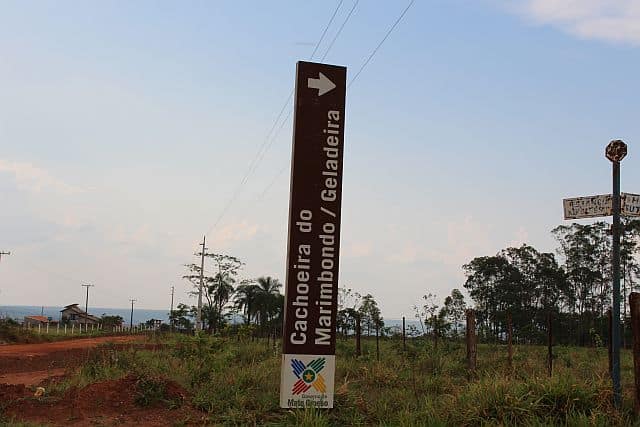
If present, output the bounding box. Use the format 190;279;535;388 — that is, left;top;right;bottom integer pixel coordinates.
280;354;336;409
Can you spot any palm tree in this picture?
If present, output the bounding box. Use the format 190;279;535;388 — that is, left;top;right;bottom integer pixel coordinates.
235;281;260;325
204;272;235;333
254;276;282;334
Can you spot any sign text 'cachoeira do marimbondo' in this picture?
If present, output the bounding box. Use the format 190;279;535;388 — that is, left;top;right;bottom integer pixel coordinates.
279;61;346;409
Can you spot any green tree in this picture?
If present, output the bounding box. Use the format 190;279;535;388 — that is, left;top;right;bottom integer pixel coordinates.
183;252;243;334
358;294;383;336
169;303;193;331
101;315;124;330
254;276;282;336
442;288;466;337
337;287;362;336
234;280;260;325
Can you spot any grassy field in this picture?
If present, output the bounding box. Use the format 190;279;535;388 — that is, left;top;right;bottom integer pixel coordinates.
6;333;640;426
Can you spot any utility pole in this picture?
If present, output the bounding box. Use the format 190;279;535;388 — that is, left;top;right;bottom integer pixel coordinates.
81;284;94;329
170;285;175;331
197;236;207;332
0;251;10;263
129;299;137;329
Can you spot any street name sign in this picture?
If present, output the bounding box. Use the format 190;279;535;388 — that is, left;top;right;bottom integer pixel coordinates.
563;194;612;220
623;193;640;217
280;61;346;409
563;193;640;219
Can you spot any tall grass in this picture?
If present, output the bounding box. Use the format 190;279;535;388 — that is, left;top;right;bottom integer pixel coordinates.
39;334;640;425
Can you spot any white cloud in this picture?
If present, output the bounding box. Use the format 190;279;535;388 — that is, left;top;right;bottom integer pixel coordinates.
0;159;85;195
343;242;373;258
513;0;640;45
209;221;260;249
386;243;421;265
444;216;493;264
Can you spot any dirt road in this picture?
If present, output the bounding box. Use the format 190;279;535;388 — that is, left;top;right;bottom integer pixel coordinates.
0;335;141;357
0;336;204;425
0;335;146;385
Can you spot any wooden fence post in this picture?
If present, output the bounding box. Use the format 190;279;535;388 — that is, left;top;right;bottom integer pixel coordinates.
629;292;640;415
273;328;277;350
507;312;513;369
466;309;477;375
547;312;553;377
356;314;361;358
434;317;439;350
376;324;380;361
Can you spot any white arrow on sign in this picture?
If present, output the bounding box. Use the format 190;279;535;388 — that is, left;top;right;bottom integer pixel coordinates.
307;72;336;96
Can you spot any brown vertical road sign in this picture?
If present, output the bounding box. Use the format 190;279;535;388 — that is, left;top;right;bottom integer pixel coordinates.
280;61;346;409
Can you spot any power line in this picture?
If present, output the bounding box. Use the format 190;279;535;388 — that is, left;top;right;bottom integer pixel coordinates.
256;163;289;202
349;0;415;88
199;0;415;251
255;1;415;201
249;2;365;204
204;105;293;239
200;1;346;243
321;0;360;62
310;0;344;59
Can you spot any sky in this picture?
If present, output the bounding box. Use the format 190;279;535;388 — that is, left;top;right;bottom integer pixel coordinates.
0;0;639;318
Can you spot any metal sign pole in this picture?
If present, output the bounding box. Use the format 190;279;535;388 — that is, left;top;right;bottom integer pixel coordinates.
563;140;632;408
607;140;627;407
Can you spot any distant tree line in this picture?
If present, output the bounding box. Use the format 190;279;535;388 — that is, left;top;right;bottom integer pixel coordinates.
462;220;640;346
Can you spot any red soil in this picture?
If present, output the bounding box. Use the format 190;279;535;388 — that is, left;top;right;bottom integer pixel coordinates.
0;336;155;375
2;375;205;426
0;336;204;426
0;368;67;386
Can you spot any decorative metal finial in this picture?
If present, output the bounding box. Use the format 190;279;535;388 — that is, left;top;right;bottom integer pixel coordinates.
606;140;627;162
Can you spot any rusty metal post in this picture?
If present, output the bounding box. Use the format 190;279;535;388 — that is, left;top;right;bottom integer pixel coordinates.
466;309;477;375
507;312;513;369
547;312;553;377
606;140;626;407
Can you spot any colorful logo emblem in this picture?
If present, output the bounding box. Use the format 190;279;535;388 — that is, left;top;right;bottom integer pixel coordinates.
291;358;327;395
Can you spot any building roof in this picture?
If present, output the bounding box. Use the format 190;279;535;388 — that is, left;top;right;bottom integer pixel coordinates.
78;313;101;322
60;304;100;322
